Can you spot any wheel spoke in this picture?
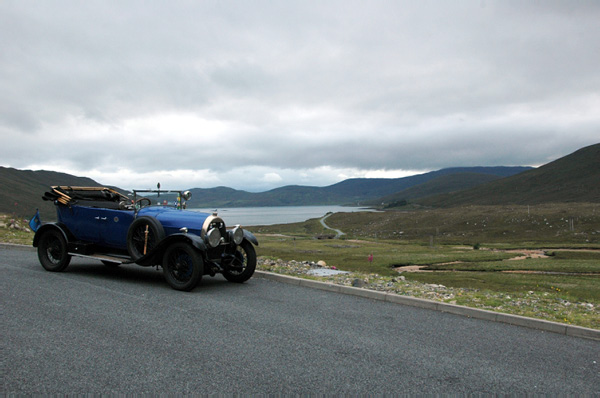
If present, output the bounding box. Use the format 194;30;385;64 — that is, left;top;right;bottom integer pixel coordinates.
168;250;193;282
37;230;71;272
161;243;203;290
222;241;256;283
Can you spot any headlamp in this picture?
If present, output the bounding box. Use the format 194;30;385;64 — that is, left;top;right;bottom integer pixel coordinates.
206;227;221;248
230;226;244;245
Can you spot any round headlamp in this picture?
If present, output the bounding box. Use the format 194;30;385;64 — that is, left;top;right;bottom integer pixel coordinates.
206;227;222;248
230;226;244;245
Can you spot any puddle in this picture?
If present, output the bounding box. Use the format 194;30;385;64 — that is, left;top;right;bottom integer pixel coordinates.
307;269;350;276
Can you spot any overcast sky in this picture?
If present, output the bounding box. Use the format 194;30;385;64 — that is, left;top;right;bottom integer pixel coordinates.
1;1;598;192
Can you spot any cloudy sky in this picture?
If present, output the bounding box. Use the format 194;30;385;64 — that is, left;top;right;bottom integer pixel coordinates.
1;1;598;192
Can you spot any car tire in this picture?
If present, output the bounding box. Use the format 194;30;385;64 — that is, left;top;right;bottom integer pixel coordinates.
127;216;165;260
162;242;203;291
37;229;72;272
223;240;256;283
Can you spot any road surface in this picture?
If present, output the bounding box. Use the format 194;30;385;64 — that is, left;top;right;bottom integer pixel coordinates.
2;245;599;394
320;213;345;238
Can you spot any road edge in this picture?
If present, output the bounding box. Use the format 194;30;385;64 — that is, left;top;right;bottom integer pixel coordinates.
254;270;600;341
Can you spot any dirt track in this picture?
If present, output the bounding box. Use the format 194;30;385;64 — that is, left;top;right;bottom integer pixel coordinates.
394;248;597;273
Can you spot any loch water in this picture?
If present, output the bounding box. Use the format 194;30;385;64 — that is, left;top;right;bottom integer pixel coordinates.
192;205;374;226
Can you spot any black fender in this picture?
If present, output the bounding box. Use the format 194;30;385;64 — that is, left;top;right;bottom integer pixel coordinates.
33;223;74;247
243;230;259;246
134;233;207;266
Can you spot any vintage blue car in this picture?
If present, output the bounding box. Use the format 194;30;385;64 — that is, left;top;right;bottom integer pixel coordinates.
31;186;258;291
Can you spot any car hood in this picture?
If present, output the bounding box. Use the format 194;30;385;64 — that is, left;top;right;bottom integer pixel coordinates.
138;207;213;236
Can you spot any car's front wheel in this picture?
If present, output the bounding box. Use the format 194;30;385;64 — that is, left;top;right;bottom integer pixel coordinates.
37;229;71;272
162;242;203;291
223;240;256;283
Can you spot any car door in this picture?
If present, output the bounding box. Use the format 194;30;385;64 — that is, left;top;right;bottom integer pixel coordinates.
98;209;134;249
60;205;102;243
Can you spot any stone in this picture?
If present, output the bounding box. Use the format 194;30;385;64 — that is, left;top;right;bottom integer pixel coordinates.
317;260;327;267
352;279;366;288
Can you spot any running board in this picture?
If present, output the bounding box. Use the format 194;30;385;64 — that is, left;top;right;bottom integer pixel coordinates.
68;252;134;264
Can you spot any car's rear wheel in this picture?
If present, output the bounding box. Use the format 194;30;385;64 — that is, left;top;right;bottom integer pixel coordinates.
223;240;256;283
162;242;203;291
37;229;71;272
127;216;165;260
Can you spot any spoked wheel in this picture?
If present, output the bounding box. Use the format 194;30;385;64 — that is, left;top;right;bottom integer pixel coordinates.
127;216;165;260
223;240;256;283
37;229;71;272
162;243;203;291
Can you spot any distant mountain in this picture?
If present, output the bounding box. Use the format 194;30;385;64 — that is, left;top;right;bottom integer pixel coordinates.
0;167;104;220
187;185;344;207
186;167;531;207
1;165;535;218
321;167;531;202
187;186;255;207
416;143;600;207
3;142;594;218
368;172;503;207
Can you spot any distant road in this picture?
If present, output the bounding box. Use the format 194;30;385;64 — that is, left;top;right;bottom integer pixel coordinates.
320;213;345;238
2;245;599;395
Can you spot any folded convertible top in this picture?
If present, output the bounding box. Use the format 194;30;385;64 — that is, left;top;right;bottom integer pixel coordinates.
42;186;127;206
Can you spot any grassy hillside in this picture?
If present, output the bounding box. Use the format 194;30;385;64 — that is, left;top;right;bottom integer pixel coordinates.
367;172;502;207
187;186;255;207
0;167;103;220
417;143;600;207
323;166;530;201
256;202;600;246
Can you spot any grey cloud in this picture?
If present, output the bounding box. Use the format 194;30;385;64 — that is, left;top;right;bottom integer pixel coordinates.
1;1;599;190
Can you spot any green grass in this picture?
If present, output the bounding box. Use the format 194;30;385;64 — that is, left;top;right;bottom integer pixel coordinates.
403;271;600;328
257;235;516;276
0;215;34;245
405;272;600;302
321;203;600;245
424;258;600;273
550;250;600;260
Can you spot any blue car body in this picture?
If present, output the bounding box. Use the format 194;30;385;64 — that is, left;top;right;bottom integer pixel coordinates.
54;204;210;250
32;186;258;291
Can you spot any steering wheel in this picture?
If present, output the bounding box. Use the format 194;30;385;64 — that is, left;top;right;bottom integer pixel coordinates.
136;197;152;208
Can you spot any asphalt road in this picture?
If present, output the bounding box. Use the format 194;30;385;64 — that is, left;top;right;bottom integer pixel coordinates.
320;213;345;238
2;245;599;395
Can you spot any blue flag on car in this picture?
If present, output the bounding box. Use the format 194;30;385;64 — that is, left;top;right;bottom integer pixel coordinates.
29;209;41;232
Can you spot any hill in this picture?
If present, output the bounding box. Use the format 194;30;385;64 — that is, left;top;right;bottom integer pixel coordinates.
0;167;104;220
417;143;600;207
322;166;531;202
186;167;530;207
188;185;345;207
369;172;503;207
1;165;534;217
13;153;592;217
